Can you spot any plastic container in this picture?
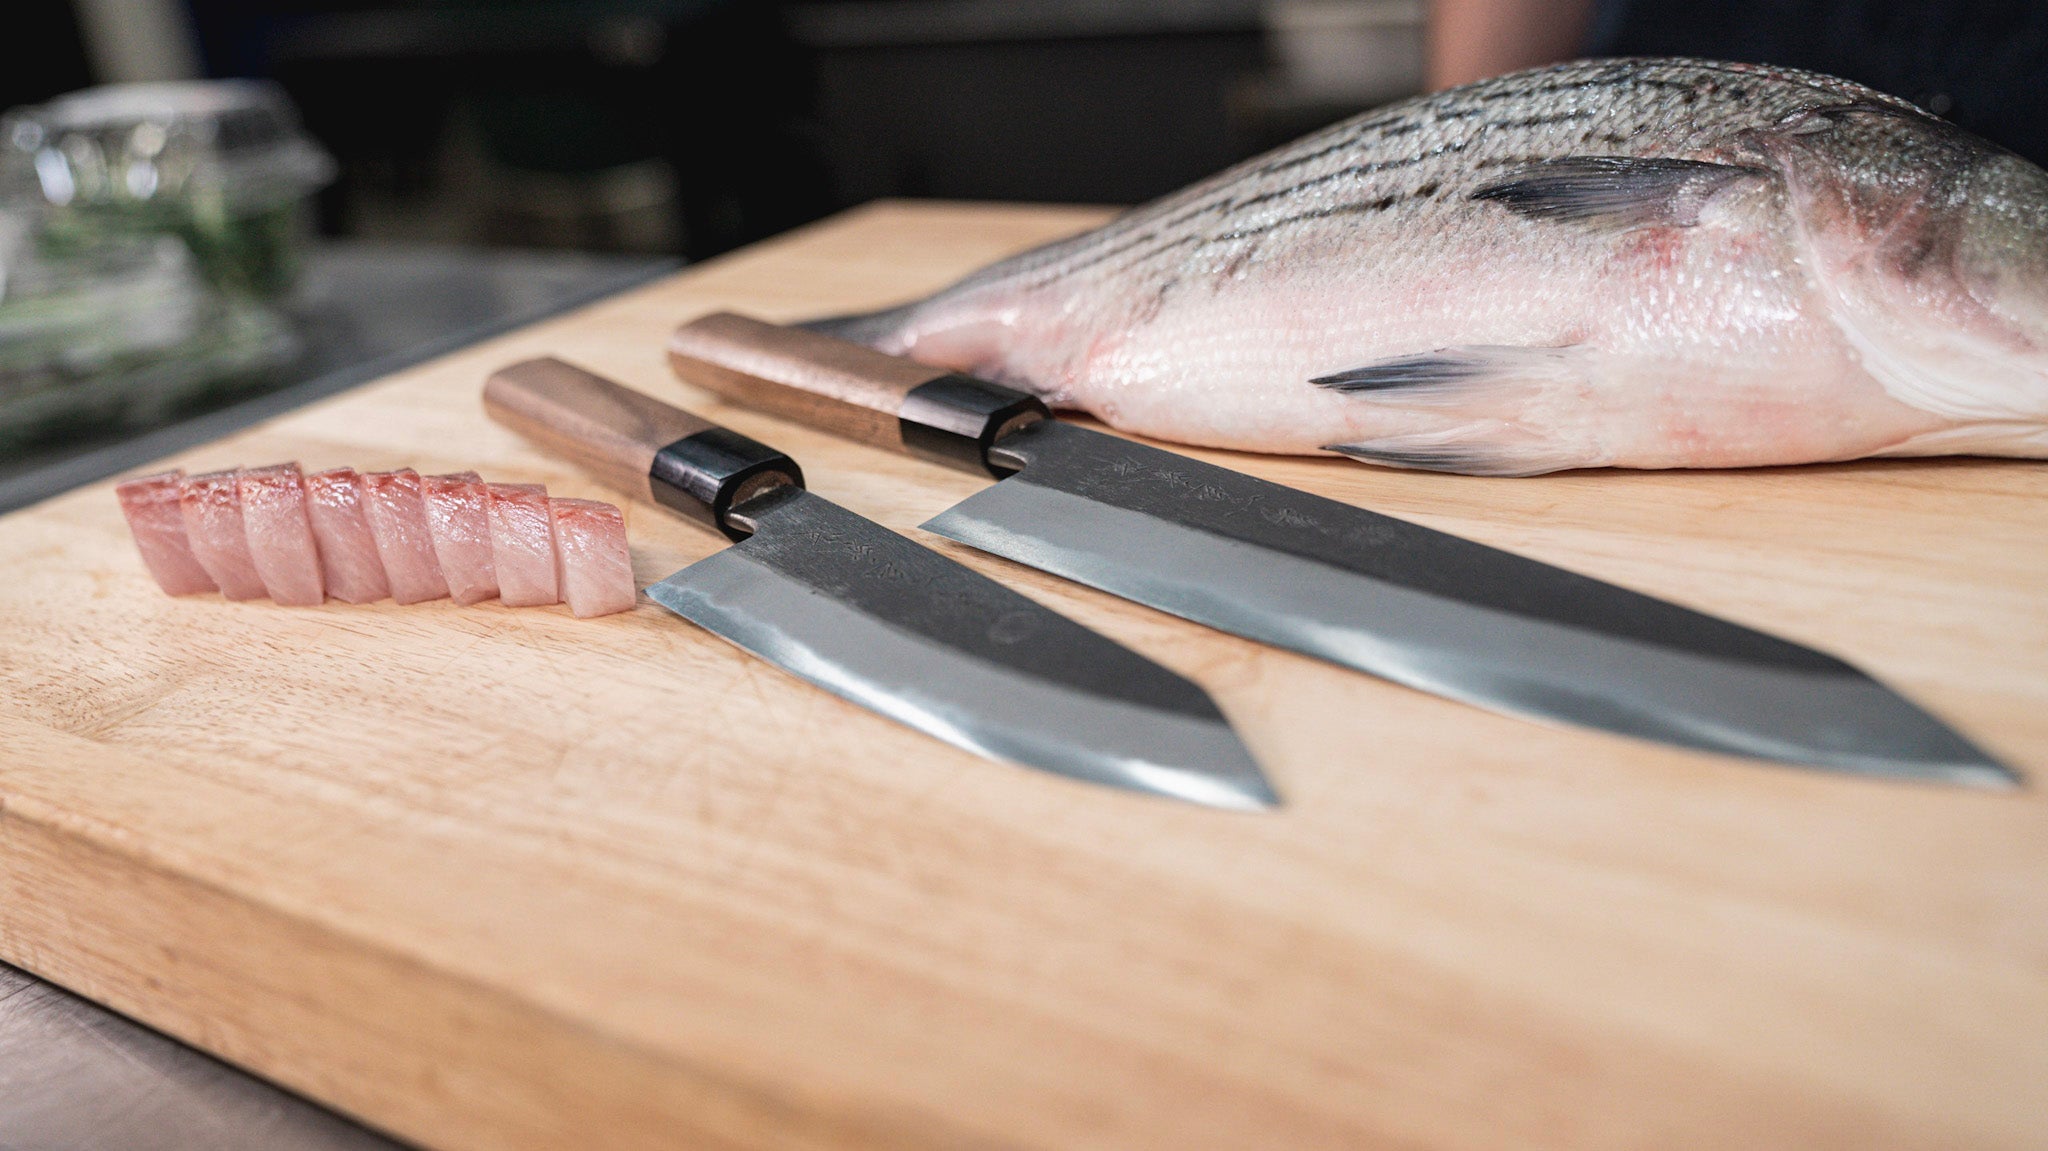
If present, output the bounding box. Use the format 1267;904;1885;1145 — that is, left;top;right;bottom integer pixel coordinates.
0;80;334;298
0;82;325;449
0;225;297;449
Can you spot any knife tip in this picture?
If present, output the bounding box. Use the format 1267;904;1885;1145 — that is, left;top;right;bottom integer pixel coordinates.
1933;757;2025;791
1841;733;2024;790
1123;752;1283;813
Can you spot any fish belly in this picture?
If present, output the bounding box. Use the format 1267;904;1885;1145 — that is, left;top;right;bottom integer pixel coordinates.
896;220;1944;473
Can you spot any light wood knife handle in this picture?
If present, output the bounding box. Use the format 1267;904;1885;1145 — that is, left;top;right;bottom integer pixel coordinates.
668;311;1049;478
484;356;802;540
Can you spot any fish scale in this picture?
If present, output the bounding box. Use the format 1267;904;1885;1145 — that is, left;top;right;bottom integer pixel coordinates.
809;57;2047;474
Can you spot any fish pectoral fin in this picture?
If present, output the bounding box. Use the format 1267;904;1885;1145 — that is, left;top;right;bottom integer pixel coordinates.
1471;157;1768;229
1312;345;1586;403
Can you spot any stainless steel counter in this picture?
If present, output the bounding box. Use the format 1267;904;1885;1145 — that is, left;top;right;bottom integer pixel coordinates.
0;963;404;1151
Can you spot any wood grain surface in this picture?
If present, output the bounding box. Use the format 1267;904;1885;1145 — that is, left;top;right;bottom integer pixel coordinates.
483;357;714;506
0;201;2044;1151
669;311;952;454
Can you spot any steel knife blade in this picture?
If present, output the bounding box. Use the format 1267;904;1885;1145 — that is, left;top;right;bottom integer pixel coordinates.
484;357;1275;811
666;311;2017;788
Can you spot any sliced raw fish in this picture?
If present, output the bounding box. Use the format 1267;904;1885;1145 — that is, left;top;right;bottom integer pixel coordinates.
422;471;498;605
178;469;268;600
115;470;217;596
549;498;634;618
304;467;389;604
486;482;557;607
123;464;627;618
238;463;325;606
360;469;450;604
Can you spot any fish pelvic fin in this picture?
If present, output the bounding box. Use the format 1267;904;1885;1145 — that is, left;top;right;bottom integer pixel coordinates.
1472;157;1768;230
1325;425;1597;476
1318;345;1608;475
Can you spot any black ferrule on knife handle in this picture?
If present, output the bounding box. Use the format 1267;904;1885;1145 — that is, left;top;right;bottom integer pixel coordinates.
482;355;804;543
897;375;1050;479
651;428;804;541
666;313;1052;480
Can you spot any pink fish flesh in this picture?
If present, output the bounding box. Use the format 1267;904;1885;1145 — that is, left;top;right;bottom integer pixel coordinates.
360;469;450;604
810;59;2048;474
304;468;390;604
115;470;217;596
237;463;326;606
178;470;268;600
486;482;558;607
124;463;630;617
549;497;634;618
422;471;499;605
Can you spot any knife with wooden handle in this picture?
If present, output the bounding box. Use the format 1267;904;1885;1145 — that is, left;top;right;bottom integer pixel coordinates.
667;311;2017;787
484;356;1276;810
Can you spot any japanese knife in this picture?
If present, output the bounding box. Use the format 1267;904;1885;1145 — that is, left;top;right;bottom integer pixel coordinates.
483;357;1275;811
666;312;2017;788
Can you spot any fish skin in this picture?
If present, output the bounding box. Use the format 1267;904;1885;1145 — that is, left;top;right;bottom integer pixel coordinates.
812;58;2048;475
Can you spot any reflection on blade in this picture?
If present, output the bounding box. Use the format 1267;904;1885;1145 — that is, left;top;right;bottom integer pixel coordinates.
646;486;1276;810
923;422;2015;787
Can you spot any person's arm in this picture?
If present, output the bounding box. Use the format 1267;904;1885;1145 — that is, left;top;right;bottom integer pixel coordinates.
1426;0;1597;90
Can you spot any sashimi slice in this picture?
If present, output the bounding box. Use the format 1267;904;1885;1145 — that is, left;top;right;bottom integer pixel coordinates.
486;482;558;607
238;463;325;606
549;498;634;618
360;469;450;604
115;470;217;595
179;469;268;600
304;467;389;604
422;471;498;605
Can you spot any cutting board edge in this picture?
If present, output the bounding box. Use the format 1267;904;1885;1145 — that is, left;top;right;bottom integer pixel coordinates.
0;772;1014;1151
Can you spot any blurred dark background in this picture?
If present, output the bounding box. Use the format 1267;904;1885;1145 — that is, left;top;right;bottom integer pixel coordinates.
6;0;1392;263
8;0;2043;264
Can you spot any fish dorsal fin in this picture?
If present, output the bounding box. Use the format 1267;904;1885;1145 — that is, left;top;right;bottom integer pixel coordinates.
1472;157;1767;229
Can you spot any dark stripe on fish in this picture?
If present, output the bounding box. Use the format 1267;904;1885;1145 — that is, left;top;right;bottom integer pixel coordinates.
892;56;1933;320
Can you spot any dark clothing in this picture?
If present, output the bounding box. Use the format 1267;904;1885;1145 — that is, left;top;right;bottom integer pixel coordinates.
1590;0;2048;165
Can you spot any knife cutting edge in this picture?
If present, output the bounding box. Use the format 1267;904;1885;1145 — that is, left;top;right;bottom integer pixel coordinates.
665;311;2019;789
482;357;1277;811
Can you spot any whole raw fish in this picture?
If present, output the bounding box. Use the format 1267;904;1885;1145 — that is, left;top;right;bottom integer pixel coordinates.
813;58;2048;474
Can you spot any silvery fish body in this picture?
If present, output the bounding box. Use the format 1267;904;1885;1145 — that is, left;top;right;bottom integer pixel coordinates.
816;58;2048;475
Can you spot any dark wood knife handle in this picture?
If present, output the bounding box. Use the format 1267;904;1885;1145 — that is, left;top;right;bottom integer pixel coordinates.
667;311;1049;478
484;356;803;540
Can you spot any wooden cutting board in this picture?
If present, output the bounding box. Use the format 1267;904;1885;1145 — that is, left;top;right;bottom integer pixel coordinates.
1;201;2044;1151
